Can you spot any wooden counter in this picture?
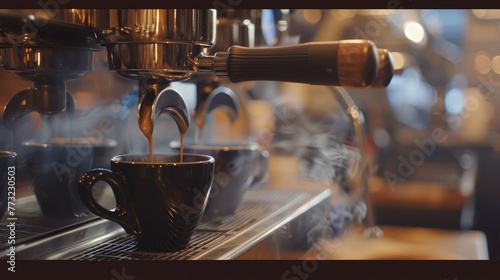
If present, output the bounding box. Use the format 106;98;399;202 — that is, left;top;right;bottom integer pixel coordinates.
305;225;489;260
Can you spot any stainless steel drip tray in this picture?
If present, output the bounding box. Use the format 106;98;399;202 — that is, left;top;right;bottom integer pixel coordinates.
14;188;331;260
0;195;98;253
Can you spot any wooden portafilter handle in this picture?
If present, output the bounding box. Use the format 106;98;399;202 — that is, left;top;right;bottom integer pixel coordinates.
371;49;394;88
224;39;379;88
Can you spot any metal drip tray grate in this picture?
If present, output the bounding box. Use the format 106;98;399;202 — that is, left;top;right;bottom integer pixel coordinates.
0;194;99;253
66;189;329;261
12;188;331;260
0;223;51;241
71;232;223;261
198;190;303;232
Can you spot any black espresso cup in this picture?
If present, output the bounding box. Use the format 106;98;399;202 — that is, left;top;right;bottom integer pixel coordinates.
23;140;93;218
79;153;215;252
0;151;17;220
171;141;268;216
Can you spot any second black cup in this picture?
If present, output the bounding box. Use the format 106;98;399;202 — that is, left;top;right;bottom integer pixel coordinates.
23;140;93;218
171;141;268;216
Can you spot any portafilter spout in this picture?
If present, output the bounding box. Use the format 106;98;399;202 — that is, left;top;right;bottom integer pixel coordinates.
137;83;190;142
3;83;76;129
194;86;240;132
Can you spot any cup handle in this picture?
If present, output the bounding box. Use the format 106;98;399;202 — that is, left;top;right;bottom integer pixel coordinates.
78;169;141;235
251;150;270;186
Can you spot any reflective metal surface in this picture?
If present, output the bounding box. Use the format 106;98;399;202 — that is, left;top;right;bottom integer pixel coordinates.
211;17;255;54
0;194;100;257
1;9;216;46
0;10;98;48
3;88;76;128
55;9;106;28
106;43;197;81
137;86;190;142
69;232;223;260
89;9;216;81
194;86;239;130
5;188;331;260
0;47;94;79
0;11;97;122
91;9;216;46
330;86;382;238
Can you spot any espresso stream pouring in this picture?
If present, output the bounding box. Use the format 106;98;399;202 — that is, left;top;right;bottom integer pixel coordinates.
137;86;190;162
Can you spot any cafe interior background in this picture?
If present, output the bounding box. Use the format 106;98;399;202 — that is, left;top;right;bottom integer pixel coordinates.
2;9;500;260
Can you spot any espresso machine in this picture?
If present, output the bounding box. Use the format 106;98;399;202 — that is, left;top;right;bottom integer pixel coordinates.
0;9;393;260
0;12;99;131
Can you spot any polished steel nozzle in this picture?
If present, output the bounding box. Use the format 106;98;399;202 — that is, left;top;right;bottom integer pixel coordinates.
194;86;240;131
3;85;76;129
137;85;191;140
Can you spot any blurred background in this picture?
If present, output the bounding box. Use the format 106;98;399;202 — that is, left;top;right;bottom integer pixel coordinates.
279;9;500;259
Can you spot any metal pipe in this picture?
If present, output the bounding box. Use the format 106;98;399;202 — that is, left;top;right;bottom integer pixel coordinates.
330;86;383;239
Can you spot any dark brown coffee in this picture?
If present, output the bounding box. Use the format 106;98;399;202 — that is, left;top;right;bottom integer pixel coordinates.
79;153;215;252
165;107;188;163
139;105;188;163
138;98;155;162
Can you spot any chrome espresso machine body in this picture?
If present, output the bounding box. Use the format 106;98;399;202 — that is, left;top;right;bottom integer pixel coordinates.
0;9;393;260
